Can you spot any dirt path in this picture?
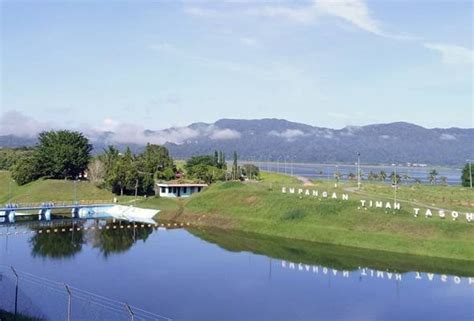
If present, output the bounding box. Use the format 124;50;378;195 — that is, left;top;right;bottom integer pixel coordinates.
296;176;314;186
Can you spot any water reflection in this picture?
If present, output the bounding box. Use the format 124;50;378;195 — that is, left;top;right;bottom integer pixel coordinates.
92;224;153;257
24;220;154;260
29;223;85;259
190;227;474;277
1;223;472;321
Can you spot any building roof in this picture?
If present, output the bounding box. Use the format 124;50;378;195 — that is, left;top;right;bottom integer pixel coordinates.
156;183;208;187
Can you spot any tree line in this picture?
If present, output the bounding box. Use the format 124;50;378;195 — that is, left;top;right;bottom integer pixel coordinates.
2;130;261;196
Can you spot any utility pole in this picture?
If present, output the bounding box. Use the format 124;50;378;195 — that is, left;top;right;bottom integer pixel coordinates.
393;164;397;207
357;152;361;189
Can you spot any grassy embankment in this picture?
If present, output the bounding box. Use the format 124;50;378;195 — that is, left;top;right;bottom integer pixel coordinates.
139;172;474;262
0;171;133;204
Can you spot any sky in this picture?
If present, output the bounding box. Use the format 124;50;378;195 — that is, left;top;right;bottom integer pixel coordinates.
1;0;473;137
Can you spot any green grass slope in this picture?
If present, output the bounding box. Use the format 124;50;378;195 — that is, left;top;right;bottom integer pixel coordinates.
155;173;474;261
0;171;131;204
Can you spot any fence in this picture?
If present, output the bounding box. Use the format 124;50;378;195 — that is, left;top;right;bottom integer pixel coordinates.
0;265;172;321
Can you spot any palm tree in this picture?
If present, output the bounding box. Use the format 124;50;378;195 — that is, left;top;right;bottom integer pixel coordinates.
379;170;387;181
428;169;439;185
368;171;376;181
402;174;411;185
440;176;448;185
389;171;401;185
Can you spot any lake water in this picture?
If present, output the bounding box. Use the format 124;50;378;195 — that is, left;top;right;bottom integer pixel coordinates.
0;219;473;321
253;161;463;185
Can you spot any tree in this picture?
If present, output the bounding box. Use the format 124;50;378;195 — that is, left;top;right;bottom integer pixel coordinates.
428;169;438;185
218;151;226;169
402;174;411;185
190;164;225;184
242;164;260;180
232;151;239;180
214;150;219;167
106;148;137;196
389;171;401;185
379;170;387;181
440;176;448;185
185;155;216;176
11;155;40;185
137;144;175;193
461;162;473;188
334;170;342;185
36;130;92;179
0;147;35;170
139;144;175;179
88;158;105;184
101;145;120;175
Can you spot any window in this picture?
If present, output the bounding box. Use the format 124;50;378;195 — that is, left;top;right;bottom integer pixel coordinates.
197;187;201;192
173;187;177;194
183;187;187;193
161;187;166;193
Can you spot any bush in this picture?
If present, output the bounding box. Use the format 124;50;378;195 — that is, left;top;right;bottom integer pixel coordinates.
11;155;40;185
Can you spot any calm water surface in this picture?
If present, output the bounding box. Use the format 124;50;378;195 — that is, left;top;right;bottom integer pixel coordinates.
0;220;472;321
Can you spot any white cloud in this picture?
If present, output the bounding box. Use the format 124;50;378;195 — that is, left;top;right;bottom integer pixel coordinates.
0;111;55;137
269;129;305;140
208;128;241;140
99;119;200;145
246;0;388;36
423;43;474;65
440;133;457;141
313;0;383;36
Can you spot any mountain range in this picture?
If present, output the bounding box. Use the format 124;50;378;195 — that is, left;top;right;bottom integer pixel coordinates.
1;119;472;166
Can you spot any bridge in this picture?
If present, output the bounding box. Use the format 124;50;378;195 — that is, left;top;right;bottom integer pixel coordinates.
0;202;114;223
0;202;159;225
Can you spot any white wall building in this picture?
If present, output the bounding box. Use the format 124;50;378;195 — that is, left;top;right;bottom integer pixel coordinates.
156;183;208;198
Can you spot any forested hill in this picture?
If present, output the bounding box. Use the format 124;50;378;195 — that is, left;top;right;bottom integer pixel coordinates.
1;119;473;166
163;120;473;166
